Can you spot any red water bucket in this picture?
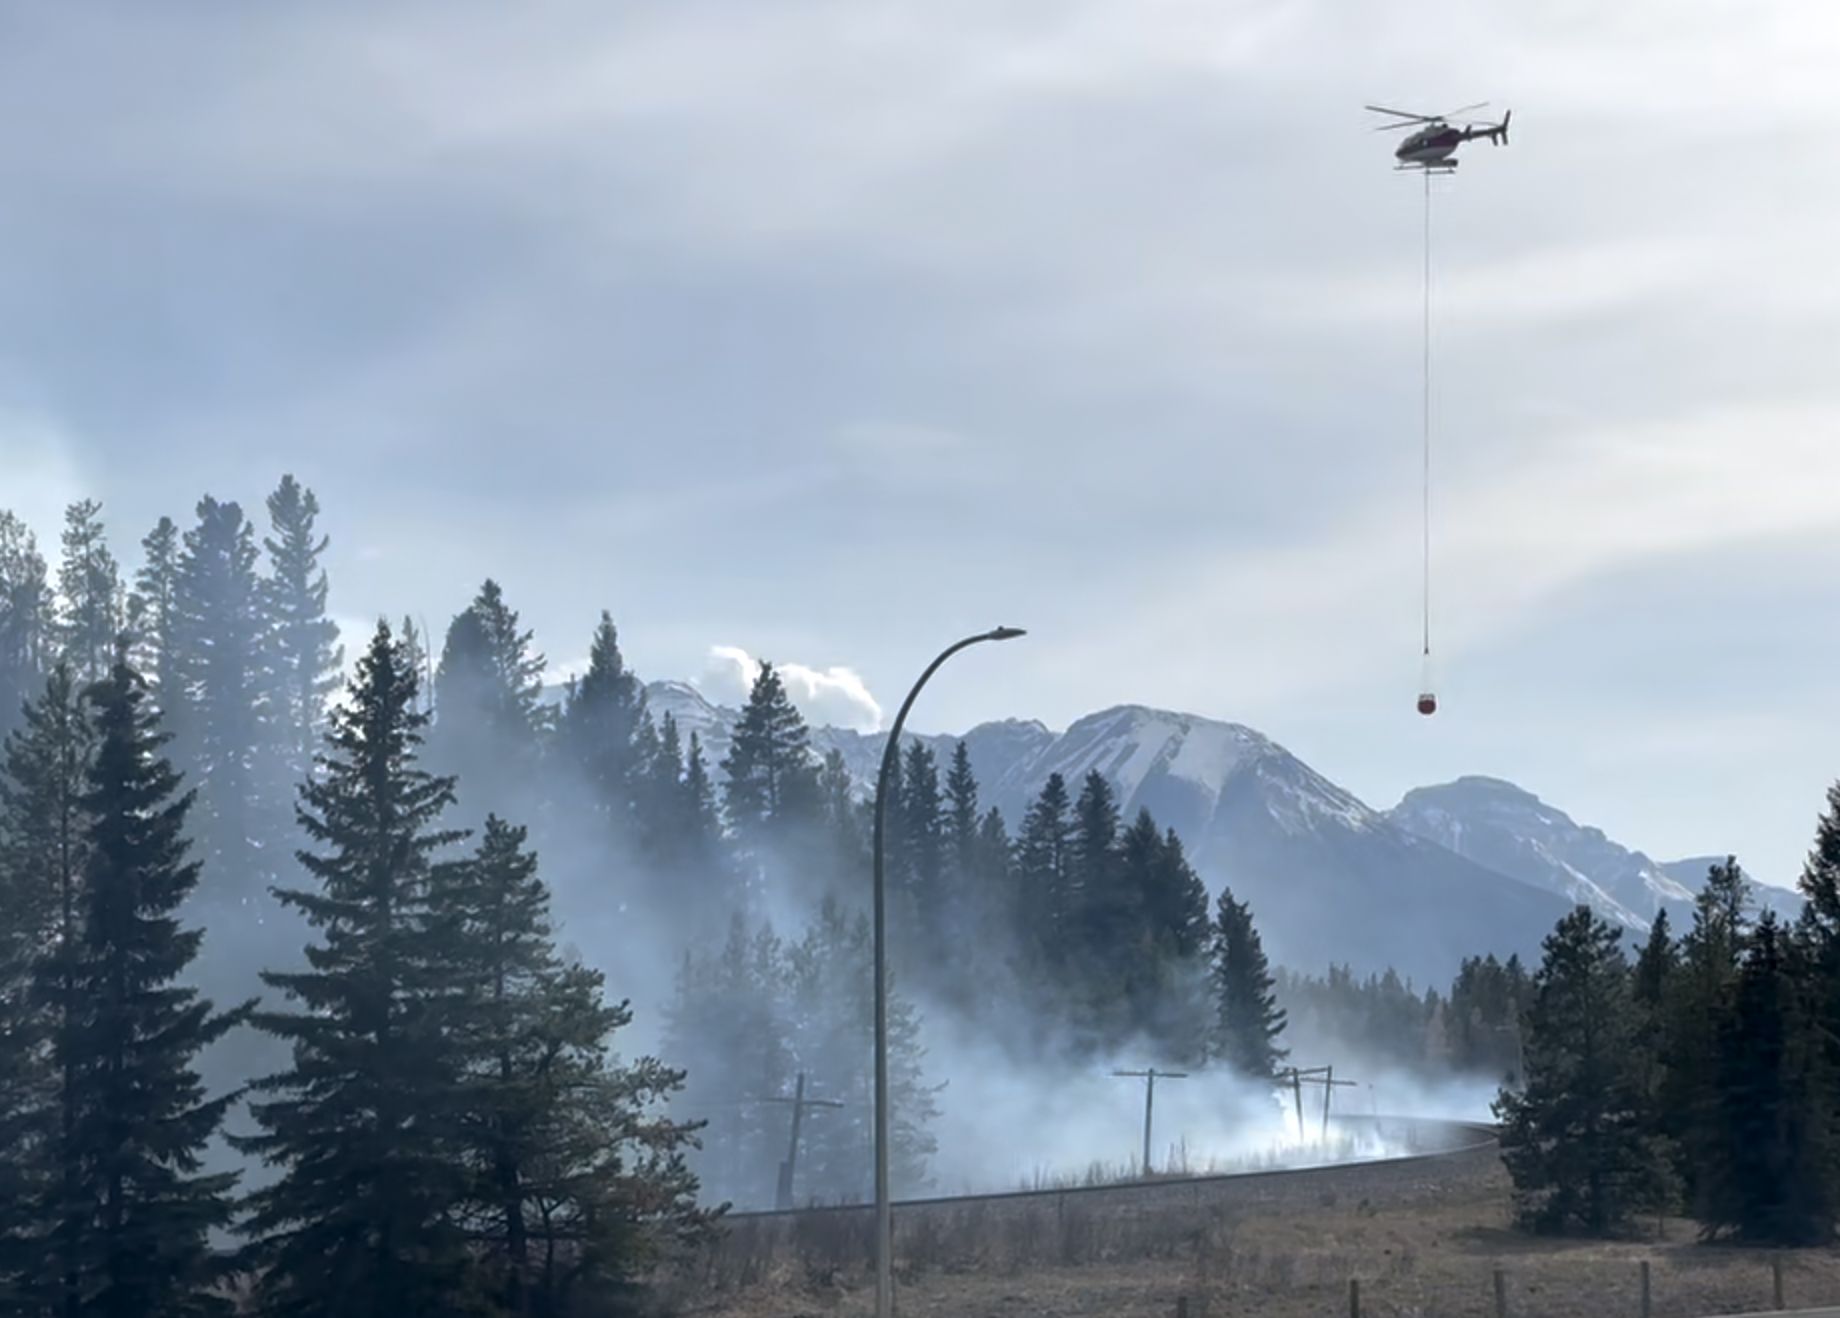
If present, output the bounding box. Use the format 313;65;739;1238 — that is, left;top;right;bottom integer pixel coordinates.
1417;692;1438;716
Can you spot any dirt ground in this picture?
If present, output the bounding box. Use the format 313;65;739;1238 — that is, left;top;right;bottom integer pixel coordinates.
668;1158;1840;1318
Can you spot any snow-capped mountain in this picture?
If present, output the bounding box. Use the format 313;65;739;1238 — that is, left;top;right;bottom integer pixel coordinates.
1387;778;1696;932
644;686;1569;984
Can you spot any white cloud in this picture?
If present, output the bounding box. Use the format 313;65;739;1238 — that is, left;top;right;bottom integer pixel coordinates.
697;644;884;732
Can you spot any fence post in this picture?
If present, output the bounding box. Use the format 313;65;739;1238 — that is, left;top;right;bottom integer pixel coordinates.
1640;1260;1651;1318
1774;1252;1785;1309
1175;1299;1188;1318
1493;1266;1508;1318
1349;1277;1361;1317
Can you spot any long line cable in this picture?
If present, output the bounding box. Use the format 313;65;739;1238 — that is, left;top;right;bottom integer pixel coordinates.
1421;166;1433;661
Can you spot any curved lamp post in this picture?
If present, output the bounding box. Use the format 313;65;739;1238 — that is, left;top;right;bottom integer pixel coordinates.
872;626;1025;1317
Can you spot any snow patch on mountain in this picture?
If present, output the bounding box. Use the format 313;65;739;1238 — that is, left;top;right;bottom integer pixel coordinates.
1387;777;1699;932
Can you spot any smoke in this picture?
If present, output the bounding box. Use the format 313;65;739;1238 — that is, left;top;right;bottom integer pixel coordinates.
698;644;883;732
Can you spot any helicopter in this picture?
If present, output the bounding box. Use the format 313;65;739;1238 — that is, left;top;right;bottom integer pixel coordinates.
1365;103;1510;172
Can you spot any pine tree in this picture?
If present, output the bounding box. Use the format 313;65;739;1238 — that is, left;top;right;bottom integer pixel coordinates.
1013;774;1074;971
0;665;92;1314
556;611;649;843
0;511;53;743
943;742;979;882
1630;908;1675;1117
816;746;864;878
260;476;342;786
430;580;549;830
172;495;276;915
894;740;945;962
440;816;709;1312
1664;856;1750;1210
1209;886;1287;1079
54;500;124;687
399;616;432;715
58;659;245;1318
720;662;820;893
238;623;474;1316
783;897;938;1201
1496;905;1670;1235
129;518;184;724
1700;912;1837;1244
663;916;791;1208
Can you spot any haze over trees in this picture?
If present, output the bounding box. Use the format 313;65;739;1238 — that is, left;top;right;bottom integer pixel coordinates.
5;476;1840;1306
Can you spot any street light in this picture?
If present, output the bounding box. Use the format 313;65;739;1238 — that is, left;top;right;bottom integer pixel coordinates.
872;625;1025;1317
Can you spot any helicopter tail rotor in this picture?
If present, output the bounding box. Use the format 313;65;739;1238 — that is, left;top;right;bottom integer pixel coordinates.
1491;110;1511;146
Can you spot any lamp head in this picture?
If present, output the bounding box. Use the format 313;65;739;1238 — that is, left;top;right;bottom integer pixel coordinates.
985;626;1027;642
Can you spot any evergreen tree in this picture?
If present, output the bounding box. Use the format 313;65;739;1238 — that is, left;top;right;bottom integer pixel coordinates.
430;580;549;829
719;662;820;894
54;500;124;687
943;742;979;884
783;897;938;1201
0;665;92;1314
238;623;474;1316
260;476;342;786
663;917;791;1209
1701;912;1836;1244
1664;857;1750;1209
1496;905;1670;1235
1630;909;1675;1117
816;746;864;877
0;511;53;743
894;741;945;961
556;611;649;843
1209;887;1287;1079
1013;774;1074;971
399;616;432;716
57;659;245;1318
440;816;709;1313
129;518;183;724
172;496;276;915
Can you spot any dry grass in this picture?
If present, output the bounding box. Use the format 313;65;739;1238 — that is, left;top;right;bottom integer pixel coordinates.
665;1159;1840;1318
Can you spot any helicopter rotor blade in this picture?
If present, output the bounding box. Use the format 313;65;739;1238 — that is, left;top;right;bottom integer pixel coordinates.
1364;104;1434;121
1441;101;1489;119
1373;120;1421;132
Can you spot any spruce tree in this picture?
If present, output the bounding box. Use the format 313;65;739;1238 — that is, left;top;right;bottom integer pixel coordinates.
1209;886;1287;1079
1700;912;1836;1244
129;518;183;724
440;816;708;1312
1630;908;1675;1118
943;742;979;882
0;511;53;743
663;917;791;1208
54;500;124;687
894;741;946;962
1013;773;1074;971
171;496;276;915
429;580;549;829
719;662;820;893
1496;905;1670;1235
238;623;473;1316
260;476;342;786
0;665;92;1314
1664;856;1750;1209
556;611;649;841
783;897;938;1201
59;659;245;1318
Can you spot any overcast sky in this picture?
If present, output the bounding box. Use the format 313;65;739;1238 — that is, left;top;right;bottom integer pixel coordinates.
3;1;1837;887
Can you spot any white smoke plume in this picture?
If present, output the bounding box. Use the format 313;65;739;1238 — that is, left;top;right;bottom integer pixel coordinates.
698;644;883;732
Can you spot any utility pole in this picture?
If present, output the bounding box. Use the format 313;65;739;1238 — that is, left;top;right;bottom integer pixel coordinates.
1277;1065;1358;1141
1112;1068;1187;1176
762;1072;842;1210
